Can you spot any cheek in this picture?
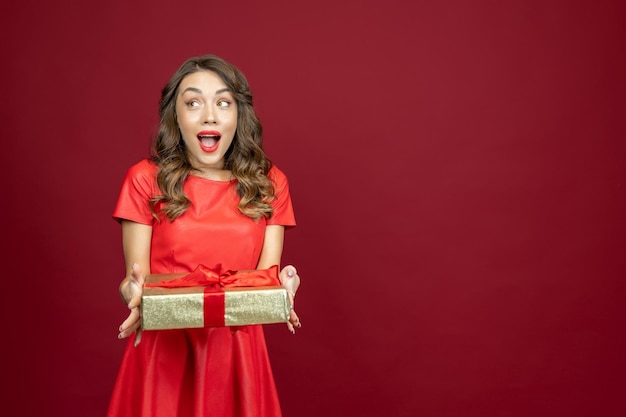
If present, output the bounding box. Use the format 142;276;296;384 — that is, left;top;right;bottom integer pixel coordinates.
177;114;196;134
178;124;197;146
228;114;239;131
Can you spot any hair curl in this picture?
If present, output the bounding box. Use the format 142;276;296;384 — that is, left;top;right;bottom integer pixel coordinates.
149;55;274;221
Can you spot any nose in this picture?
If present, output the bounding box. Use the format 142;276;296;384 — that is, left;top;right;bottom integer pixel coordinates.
203;104;217;124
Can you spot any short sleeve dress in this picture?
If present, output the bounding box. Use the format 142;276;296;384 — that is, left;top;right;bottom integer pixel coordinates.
106;159;296;417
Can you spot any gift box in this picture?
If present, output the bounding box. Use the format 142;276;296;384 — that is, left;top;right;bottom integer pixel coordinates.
141;264;291;330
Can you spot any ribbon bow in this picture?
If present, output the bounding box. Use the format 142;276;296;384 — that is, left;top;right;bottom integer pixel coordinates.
145;264;281;289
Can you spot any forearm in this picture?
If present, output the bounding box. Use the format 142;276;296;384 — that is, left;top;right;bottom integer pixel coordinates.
118;220;153;304
257;225;285;269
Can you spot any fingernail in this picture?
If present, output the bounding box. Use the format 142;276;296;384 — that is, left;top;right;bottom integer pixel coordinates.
288;270;294;277
118;333;123;339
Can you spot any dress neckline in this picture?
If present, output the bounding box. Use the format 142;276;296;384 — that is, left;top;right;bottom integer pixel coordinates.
189;173;237;184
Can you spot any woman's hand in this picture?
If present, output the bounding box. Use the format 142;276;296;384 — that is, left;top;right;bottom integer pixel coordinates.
118;263;145;346
279;265;302;334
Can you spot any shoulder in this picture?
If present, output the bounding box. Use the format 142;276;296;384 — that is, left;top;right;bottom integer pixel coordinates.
124;159;158;184
126;158;157;178
121;158;158;193
113;159;158;223
267;164;293;201
266;164;296;224
268;164;289;186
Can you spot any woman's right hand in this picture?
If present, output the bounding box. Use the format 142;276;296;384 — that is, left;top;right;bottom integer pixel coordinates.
118;263;145;346
279;265;302;334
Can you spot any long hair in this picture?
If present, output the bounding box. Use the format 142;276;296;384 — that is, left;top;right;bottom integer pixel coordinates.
149;55;274;221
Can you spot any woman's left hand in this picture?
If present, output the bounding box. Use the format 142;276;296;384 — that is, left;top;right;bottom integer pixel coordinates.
279;265;301;334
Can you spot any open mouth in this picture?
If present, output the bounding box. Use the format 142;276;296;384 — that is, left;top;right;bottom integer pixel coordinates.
197;131;221;152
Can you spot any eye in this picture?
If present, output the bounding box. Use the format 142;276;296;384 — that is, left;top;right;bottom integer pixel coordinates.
186;100;200;108
217;99;231;108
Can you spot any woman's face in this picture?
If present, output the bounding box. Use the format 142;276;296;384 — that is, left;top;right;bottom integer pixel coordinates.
175;70;238;174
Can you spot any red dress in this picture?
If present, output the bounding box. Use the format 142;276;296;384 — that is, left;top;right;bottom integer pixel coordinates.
106;159;296;417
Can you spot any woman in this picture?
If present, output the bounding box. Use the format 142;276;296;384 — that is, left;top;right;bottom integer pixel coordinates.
107;54;301;417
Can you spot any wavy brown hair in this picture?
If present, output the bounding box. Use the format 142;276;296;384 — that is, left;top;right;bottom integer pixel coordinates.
149;55;275;221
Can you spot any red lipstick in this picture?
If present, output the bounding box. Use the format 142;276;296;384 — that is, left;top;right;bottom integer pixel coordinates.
197;130;221;153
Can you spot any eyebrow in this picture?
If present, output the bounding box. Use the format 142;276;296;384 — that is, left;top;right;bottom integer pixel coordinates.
181;87;231;95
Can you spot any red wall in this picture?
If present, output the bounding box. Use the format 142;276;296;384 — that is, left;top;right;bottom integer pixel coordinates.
2;1;624;416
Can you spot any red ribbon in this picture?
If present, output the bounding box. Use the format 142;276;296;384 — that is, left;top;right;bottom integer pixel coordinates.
144;264;281;327
144;264;280;289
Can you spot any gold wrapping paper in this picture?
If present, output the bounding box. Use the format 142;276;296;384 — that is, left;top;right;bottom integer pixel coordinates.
141;279;291;330
223;287;291;326
142;286;205;330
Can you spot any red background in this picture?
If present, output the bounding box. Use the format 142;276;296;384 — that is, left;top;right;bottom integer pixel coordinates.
2;1;624;416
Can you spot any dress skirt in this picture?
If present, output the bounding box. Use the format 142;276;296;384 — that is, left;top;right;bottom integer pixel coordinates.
106;325;282;417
